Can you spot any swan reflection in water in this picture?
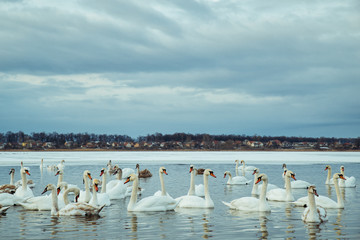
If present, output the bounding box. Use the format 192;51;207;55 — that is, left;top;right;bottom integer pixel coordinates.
333;209;344;238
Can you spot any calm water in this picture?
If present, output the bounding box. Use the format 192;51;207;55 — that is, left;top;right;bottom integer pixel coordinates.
1;151;360;239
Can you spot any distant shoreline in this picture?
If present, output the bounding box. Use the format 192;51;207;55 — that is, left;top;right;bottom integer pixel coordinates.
1;148;359;152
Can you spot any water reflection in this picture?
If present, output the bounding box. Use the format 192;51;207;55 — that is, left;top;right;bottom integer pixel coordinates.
333;209;344;237
326;184;332;197
175;208;214;238
305;222;322;240
259;212;269;239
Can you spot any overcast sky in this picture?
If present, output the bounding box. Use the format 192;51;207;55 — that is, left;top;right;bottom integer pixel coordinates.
1;0;359;138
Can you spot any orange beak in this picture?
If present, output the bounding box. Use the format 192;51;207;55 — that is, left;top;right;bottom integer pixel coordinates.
324;167;328;171
189;167;193;173
87;173;92;180
340;175;346;180
25;170;31;176
291;175;296;181
75;195;79;203
94;184;99;192
255;178;261;184
124;178;130;184
210;173;216;178
252;170;256;175
163;170;168;175
223;173;226;178
313;189;319;197
57;188;61;195
55;171;59;176
100;170;104;177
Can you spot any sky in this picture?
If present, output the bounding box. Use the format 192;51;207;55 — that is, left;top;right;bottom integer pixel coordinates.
0;0;359;139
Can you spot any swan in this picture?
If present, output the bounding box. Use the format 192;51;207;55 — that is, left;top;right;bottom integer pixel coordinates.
339;166;356;188
78;170;93;203
136;164;152;178
105;168;127;199
124;173;179;211
324;165;334;184
42;184;105;216
15;162;35;188
100;168;108;194
0;204;10;214
0;192;23;206
224;171;251;185
14;167;34;200
18;183;66;211
0;168;17;194
40;158;44;171
57;159;65;171
55;169;78;190
107;160;116;175
251;168;278;195
283;169;312;189
302;185;328;223
266;170;296;202
89;179;111;206
293;173;346;209
153;167;175;199
122;167;135;180
222;173;271;212
186;165;204;197
235;160;255;176
175;169;217;209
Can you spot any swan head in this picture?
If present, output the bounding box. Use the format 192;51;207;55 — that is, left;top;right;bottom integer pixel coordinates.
252;168;259;175
93;179;101;192
333;173;346;181
60;159;65;164
189;165;195;173
136;163;140;169
255;173;268;184
113;167;122;175
235;159;239;163
124;173;137;184
340;166;345;172
282;163;287;169
240;160;245;164
57;182;68;195
325;165;331;171
204;169;216;178
9;168;15;175
83;170;92;180
55;169;63;176
100;168;107;176
42;184;56;194
223;171;231;178
307;185;319;197
285;170;296;180
159;167;168;175
22;167;31;176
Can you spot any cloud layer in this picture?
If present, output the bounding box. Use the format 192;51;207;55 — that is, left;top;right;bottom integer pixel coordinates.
1;0;359;138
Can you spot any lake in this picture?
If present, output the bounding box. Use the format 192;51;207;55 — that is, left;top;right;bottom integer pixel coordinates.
0;151;360;239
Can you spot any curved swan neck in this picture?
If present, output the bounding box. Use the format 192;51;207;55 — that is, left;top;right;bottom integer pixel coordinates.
259;178;268;203
63;187;79;205
57;172;64;186
188;169;195;196
128;176;139;210
333;176;344;208
159;171;166;196
116;170;122;180
83;173;91;202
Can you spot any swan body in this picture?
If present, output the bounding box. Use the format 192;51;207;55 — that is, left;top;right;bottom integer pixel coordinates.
266;170;296;202
302;186;328;223
42;184;105;216
136;164;153;178
89;179;111;206
106;168;128;199
185;166;205;197
0;168;17;194
14;167;34;200
293;173;346;209
176;169;217;209
224;171;251;185
223;173;271;212
125;173;179;212
290;180;312;189
339;166;356;188
0;193;23;206
78;170;93;203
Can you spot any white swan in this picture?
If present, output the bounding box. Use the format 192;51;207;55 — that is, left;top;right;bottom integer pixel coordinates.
282;169;312;189
222;173;271;212
176;169;217;209
78;170;92;203
122;167;135;180
293;173;346;209
14;167;34;200
57;159;65;171
224;171;251;185
55;169;78;190
124;173;179;211
42;184;105;216
251;168;278;195
0;168;17;194
186;165;204;197
106;168;127;199
15;162;35;188
89;179;111;206
153;167;172;197
339;166;356;188
18;183;66;211
266;170;296;202
235;160;256;176
100;168;108;194
324;165;334;184
302;185;328;223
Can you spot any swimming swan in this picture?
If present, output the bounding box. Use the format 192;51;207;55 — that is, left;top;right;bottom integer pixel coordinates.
302;185;328;223
339;166;356;188
224;171;251;185
266;170;296;202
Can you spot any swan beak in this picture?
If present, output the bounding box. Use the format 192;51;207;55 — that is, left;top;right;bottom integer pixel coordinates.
94;184;99;192
57;188;61;195
339;175;346;180
41;187;48;195
88;173;92;180
25;170;31;176
55;171;60;176
124;177;130;184
210;172;216;178
189;167;193;173
324;167;328;171
100;170;104;177
223;173;226;178
252;170;256;175
75;195;79;203
291;175;296;181
163;170;168;175
255;178;262;184
313;189;319;197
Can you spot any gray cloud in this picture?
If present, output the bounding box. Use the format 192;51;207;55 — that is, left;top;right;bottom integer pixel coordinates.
0;0;359;138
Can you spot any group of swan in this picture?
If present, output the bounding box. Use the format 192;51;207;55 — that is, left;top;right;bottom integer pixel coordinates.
324;165;356;187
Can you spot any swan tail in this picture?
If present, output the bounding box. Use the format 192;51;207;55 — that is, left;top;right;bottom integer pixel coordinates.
222;201;234;209
0;206;10;214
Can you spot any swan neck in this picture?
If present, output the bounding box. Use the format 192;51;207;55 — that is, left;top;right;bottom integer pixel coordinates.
21;171;27;190
203;174;210;200
116;171;122;180
285;174;292;198
92;184;98;205
10;172;14;185
326;168;332;184
160;172;166;196
334;177;344;207
251;172;259;194
259;178;268;203
128;177;139;210
308;191;317;216
235;161;239;176
188;170;195;196
101;173;107;193
84;174;90;202
51;186;59;215
57;173;63;186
